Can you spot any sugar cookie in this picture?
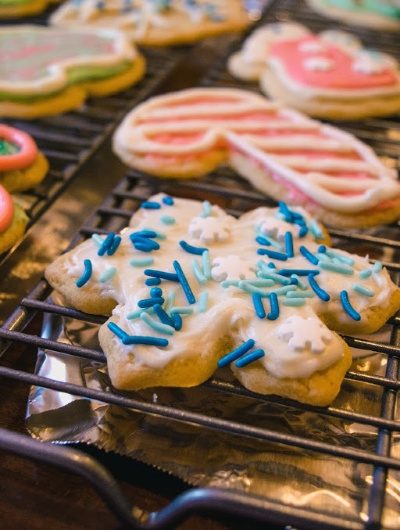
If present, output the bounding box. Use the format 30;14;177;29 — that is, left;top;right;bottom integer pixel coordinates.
113;88;400;228
0;26;145;119
45;195;400;406
228;23;400;120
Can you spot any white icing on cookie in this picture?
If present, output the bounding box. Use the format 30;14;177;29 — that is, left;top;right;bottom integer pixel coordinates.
303;56;334;71
62;194;397;383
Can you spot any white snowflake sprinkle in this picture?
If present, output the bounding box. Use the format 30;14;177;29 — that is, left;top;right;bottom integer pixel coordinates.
276;316;333;354
189;215;233;244
258;218;296;242
211;255;255;282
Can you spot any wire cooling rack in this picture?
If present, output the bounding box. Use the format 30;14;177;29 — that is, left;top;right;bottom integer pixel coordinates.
0;167;399;529
0;1;400;528
1;45;185;266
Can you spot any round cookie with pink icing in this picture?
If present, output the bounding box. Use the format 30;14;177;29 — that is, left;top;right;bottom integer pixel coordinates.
113;87;400;228
228;23;400;119
0;124;48;193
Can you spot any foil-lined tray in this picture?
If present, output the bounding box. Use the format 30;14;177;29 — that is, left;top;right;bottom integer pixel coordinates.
26;287;400;528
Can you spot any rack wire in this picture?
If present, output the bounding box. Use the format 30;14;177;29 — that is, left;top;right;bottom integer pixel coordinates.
1;45;184;266
0;0;400;528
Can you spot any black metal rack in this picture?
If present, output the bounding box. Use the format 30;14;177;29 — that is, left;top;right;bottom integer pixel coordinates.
0;1;400;529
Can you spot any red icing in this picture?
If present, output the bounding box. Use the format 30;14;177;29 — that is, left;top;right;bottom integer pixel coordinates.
0;125;38;171
269;36;398;90
0;184;14;233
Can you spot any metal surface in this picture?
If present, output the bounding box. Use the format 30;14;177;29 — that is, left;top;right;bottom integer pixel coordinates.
0;0;400;529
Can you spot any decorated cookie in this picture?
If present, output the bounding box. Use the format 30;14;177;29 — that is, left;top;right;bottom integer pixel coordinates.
307;0;400;30
113;88;400;228
50;0;255;46
228;23;400;119
45;194;400;406
0;124;48;193
0;26;145;119
0;0;58;18
0;184;28;254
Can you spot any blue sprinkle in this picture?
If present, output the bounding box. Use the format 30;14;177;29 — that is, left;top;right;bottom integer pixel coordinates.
150;287;162;298
298;225;308;238
97;233;115;256
235;348;265;368
201;200;212;218
325;249;354;266
146;228;166;241
283;298;306;307
318;245;327;254
291;274;307;289
267;262;276;269
340;290;361;321
319;261;353;275
133;241;156;253
221;280;240;288
107;235;121;255
284;232;294;258
107;322;128;341
269;285;296;297
286;289;313;298
145;277;161;286
372;261;382;273
218;339;255;368
198;291;208;313
132;230;158;239
202;250;211;279
141;312;175;336
130;257;154;267
353;284;374;297
138;297;165;309
258;270;291;285
92;233;104;246
310;220;323;240
359;268;372;280
123;334;168;347
173;260;196;304
144;269;179;282
278;201;293;222
76;259;92;288
300;245;319;266
172;313;183;331
256;235;271;246
257;249;288;260
192;259;207;284
162;196;174;206
153;304;175;327
166;291;176;311
141;201;161;209
252;293;266;319
99;267;117;283
160;215;175;225
267;292;279;320
248;279;275;287
130;236;160;252
179;240;207;255
308;274;330;301
127;309;147;320
170;306;193;315
279;269;319;277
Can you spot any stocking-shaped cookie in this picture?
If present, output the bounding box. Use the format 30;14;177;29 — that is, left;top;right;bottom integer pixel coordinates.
45;194;400;406
228;22;400;119
113;87;400;228
50;0;253;46
0;25;145;118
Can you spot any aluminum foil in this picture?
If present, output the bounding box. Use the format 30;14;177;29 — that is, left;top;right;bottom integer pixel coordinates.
26;287;400;528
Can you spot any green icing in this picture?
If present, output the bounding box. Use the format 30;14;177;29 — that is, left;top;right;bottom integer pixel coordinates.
0;140;19;155
322;0;400;18
0;62;132;102
0;0;34;5
0;29;133;102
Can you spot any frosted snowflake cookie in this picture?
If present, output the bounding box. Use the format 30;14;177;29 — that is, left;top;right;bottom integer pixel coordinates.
0;26;145;119
113;87;400;228
228;23;400;119
50;0;254;46
45;194;400;406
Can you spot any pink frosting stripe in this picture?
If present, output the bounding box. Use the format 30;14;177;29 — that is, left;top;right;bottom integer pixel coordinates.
0;184;14;233
0;124;38;172
270;36;398;90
